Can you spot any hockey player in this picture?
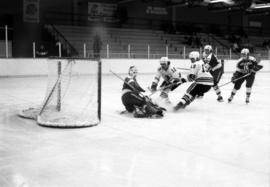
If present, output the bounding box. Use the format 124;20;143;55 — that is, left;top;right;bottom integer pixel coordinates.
121;66;164;118
203;45;224;102
228;48;263;103
174;51;213;110
150;57;185;104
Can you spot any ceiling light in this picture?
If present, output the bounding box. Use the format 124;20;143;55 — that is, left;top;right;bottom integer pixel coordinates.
250;3;270;9
207;0;235;5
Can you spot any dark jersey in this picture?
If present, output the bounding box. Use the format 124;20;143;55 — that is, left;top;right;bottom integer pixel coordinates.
122;76;145;94
236;56;257;74
205;53;219;69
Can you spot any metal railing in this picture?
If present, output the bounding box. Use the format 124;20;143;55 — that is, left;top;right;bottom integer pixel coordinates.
0;25;12;58
44;24;79;56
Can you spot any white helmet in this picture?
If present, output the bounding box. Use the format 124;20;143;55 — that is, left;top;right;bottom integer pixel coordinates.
241;48;249;59
204;45;213;56
160;56;170;70
160;56;169;65
189;51;200;62
241;48;249;55
204;45;213;51
128;66;138;78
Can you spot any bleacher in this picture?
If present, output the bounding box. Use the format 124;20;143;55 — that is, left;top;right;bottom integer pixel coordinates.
54;25;172;58
49;25;269;60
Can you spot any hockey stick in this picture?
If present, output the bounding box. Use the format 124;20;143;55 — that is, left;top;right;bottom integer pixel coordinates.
219;73;251;88
109;69;148;98
148;81;182;97
109;70;138;92
177;67;190;71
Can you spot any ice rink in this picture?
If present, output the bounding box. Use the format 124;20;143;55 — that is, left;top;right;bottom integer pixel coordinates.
0;71;270;187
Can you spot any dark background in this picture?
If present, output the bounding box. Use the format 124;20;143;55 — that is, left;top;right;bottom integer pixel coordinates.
0;0;269;57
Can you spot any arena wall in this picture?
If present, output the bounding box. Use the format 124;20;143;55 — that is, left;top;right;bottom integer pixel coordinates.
0;58;269;77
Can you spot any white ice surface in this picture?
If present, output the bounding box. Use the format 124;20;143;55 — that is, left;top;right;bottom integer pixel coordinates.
0;73;269;187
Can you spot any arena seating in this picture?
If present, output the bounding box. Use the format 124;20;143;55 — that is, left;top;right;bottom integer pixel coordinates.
51;25;268;59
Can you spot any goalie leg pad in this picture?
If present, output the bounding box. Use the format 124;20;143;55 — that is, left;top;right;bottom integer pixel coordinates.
133;107;150;118
133;102;164;118
144;103;164;117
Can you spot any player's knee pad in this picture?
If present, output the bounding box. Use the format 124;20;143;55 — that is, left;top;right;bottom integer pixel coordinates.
234;84;241;90
246;78;255;88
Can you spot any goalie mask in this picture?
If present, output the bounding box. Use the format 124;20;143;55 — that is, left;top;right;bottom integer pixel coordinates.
128;66;138;78
241;48;249;59
189;51;200;63
160;57;170;70
204;45;213;56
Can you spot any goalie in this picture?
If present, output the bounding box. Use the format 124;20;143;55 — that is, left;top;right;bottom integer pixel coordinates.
121;66;165;118
149;57;186;104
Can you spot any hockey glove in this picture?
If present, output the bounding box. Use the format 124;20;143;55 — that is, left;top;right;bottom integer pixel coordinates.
251;64;263;74
170;78;180;84
204;63;212;72
150;82;158;92
180;78;187;83
187;74;196;82
169;78;183;91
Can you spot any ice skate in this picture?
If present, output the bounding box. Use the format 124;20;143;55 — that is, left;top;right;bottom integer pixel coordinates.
228;96;233;103
174;102;185;111
217;95;224;102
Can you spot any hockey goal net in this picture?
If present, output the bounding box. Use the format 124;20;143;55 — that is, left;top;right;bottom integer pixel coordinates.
18;58;101;128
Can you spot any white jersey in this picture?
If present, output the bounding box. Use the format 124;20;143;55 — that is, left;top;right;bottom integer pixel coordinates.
188;60;213;86
153;65;181;84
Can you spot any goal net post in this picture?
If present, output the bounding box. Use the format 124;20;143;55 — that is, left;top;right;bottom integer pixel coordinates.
19;58;101;128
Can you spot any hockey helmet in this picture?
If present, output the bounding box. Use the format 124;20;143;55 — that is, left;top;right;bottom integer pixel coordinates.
204;45;213;56
128;66;138;78
160;56;170;70
160;56;169;65
241;48;249;59
189;51;200;63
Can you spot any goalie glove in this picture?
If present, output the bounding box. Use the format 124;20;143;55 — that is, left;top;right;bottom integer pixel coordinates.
150;82;158;92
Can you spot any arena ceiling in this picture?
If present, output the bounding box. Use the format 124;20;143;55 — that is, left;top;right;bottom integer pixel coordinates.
114;0;270;13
